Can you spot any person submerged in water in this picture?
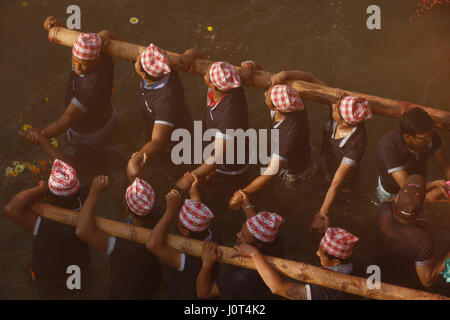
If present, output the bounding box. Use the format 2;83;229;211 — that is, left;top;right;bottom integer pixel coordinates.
233;227;361;300
23;16;120;147
146;173;221;299
174;50;255;198
127;43;193;181
377;107;449;203
375;174;450;289
75;176;163;299
196;192;285;300
4;159;89;297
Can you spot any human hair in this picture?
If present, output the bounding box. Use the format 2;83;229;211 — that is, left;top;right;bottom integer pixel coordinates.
399;107;434;136
323;250;352;265
48;192;81;211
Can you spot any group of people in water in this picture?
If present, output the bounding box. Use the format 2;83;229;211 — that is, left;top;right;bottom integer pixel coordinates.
3;16;449;300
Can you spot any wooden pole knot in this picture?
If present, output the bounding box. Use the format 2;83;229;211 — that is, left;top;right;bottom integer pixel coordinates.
127;224;134;241
334;89;346;104
48;27;60;43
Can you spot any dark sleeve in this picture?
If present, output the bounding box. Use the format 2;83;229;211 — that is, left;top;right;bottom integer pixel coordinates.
378;136;406;174
342;126;367;166
215;269;248;296
431;131;442;155
308;284;333;300
414;234;434;263
215;92;245;135
152;99;178;127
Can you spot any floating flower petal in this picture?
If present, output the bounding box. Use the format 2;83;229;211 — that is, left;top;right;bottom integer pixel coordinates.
129;17;139;24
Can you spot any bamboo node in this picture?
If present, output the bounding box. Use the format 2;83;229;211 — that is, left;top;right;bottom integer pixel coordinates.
334;89;346;104
127;224;134;241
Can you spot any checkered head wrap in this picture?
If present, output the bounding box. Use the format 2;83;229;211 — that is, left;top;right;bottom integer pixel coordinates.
246;211;284;243
48;159;80;197
270;85;304;113
140;43;171;78
209;62;241;91
125;178;155;216
339;96;372;125
179;199;214;232
320;227;359;260
72;33;102;60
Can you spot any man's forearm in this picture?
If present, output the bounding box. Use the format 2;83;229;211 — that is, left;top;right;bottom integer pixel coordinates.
243;174;275;195
76;191;100;240
196;264;215;299
191;160;219;178
147;210;176;249
138;139;166;161
41;116;71;138
4;186;46;216
38;136;69;163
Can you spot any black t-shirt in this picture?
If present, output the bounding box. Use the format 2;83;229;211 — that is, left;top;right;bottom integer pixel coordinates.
169;222;222;299
375;201;434;288
205;87;249;173
140;71;193;138
273;110;311;173
216;237;284;300
378;129;442;194
307;261;363;300
321;110;367;179
64;54;114;134
32;217;90;285
109;206;164;299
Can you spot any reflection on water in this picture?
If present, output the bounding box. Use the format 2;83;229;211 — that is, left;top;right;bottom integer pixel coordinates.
0;0;449;299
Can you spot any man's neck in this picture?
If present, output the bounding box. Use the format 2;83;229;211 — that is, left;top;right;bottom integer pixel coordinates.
212;88;226;102
275;111;286;123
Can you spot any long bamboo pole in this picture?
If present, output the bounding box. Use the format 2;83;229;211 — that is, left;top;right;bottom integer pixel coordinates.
47;26;450;131
32;203;448;300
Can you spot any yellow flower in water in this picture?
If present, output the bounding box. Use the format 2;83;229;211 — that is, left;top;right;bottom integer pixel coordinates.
22;124;32;132
23;162;31;169
129;17;139;24
16;164;25;173
207;26;213;32
5;167;13;177
51;141;58;148
13;161;20;167
11;170;18;177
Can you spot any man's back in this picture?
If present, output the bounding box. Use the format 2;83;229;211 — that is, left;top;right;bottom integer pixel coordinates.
375;201;434;288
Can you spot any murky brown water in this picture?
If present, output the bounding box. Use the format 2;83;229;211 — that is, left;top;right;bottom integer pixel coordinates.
0;0;449;299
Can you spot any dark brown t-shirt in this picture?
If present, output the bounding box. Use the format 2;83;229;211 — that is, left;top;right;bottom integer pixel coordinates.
375;201;434;288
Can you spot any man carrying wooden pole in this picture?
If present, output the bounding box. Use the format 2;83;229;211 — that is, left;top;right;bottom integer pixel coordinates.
30;202;449;300
45;23;450;131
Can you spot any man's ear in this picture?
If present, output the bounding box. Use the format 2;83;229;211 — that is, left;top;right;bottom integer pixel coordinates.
332;259;341;266
180;227;189;237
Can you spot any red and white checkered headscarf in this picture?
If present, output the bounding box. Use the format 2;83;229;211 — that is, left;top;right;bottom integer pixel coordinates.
125;178;155;216
270;85;304;113
72;33;102;60
140;43;171;78
179;199;214;232
209;62;241;91
320;227;359;260
339;96;372;125
246;211;284;243
48;159;80;197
